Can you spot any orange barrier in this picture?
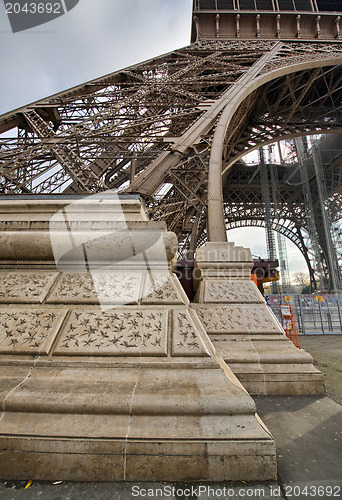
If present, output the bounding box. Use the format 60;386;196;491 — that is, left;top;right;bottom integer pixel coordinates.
280;304;300;348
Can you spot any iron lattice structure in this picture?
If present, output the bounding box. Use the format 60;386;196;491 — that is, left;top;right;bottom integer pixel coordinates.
224;151;342;285
1;2;342;288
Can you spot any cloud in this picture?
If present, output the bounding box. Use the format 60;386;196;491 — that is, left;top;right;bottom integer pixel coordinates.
228;227;308;275
0;0;192;113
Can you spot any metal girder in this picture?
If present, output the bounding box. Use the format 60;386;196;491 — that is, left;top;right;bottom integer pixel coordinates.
23;111;108;193
1;40;342;198
1;38;342;289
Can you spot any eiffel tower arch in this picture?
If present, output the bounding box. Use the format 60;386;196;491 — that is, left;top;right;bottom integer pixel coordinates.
1;1;342;289
224;137;342;292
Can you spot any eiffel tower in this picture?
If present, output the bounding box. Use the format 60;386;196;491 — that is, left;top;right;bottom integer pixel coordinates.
1;1;340;481
1;1;342;289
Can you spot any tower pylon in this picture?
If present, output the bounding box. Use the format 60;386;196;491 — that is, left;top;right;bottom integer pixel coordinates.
1;2;342;286
1;0;339;482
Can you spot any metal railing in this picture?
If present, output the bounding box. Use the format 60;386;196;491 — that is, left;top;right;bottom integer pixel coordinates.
268;294;342;334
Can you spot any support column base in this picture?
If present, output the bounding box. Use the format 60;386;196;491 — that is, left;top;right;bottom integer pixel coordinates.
193;242;325;396
0;364;277;482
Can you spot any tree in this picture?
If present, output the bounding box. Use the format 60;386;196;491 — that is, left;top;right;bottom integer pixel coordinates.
293;272;310;292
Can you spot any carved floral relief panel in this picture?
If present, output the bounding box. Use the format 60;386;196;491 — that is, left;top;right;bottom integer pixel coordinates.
172;310;211;357
194;304;282;335
0;308;66;354
47;272;143;305
142;273;186;305
194;306;249;334
203;280;264;304
54;309;168;356
0;271;59;303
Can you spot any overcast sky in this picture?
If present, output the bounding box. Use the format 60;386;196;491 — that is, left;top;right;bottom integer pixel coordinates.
0;0;193;113
0;0;308;277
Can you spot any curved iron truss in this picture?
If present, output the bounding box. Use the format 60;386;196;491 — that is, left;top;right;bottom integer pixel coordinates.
0;39;342;283
223;159;342;278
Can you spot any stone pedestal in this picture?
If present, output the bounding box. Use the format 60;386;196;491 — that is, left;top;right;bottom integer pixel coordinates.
192;242;325;396
0;196;276;481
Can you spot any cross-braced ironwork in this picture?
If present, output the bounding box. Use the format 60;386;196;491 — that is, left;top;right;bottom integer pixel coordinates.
1;1;342;289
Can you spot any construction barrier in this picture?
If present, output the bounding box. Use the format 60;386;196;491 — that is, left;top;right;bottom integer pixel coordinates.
280;304;300;347
268;294;342;335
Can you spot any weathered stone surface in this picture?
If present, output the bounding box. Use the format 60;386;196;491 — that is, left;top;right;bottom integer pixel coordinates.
0;363;277;480
0;308;66;354
195;304;283;334
193;241;325;396
195;305;249;333
0;365;276;481
54;308;168;356
0;271;59;303
171;309;211;357
202;280;264;304
47;272;143;305
142;273;187;305
0;196;277;482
